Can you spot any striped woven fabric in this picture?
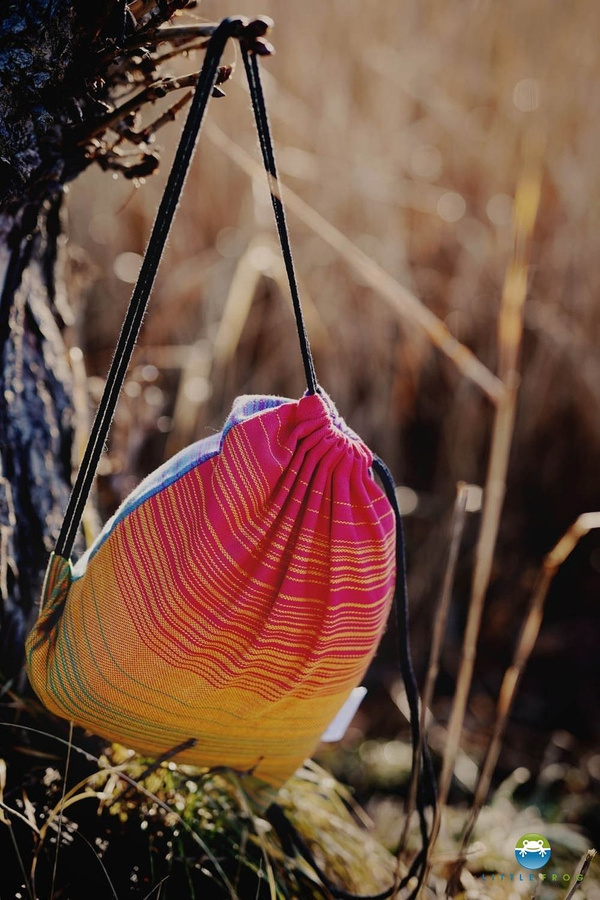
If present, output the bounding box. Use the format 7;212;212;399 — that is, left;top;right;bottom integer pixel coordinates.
27;391;395;787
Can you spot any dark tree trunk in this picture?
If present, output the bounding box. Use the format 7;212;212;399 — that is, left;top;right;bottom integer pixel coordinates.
0;0;85;677
0;0;200;677
0;199;74;678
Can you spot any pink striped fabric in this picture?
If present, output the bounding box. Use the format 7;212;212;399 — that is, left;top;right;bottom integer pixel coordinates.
27;390;396;787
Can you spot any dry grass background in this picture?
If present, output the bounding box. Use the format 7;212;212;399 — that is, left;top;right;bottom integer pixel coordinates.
56;0;600;891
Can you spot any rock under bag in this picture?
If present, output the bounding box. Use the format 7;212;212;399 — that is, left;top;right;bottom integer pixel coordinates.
27;391;395;786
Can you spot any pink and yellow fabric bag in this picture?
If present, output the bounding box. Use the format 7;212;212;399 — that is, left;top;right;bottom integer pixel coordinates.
26;18;424;806
27;389;396;785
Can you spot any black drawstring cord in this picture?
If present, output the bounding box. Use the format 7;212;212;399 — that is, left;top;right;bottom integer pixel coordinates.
241;46;318;396
373;456;437;896
266;803;427;900
55;18;318;561
56;17;250;560
266;458;436;900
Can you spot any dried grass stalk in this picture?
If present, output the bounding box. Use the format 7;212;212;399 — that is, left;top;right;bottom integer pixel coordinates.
204;122;504;403
423;141;542;884
447;513;600;891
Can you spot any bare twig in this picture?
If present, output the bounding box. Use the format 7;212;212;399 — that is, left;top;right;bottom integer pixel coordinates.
122;89;193;144
447;513;600;892
95;146;160;179
120;737;197;802
121;16;273;55
151;41;208;67
565;849;598;900
141;24;219;46
82;72;199;143
97;23;218;65
204;123;504;403
82;61;232;146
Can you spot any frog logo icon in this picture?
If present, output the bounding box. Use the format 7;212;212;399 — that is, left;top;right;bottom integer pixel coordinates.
515;834;552;870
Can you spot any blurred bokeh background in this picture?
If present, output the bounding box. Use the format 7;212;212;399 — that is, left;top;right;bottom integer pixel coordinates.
65;0;600;835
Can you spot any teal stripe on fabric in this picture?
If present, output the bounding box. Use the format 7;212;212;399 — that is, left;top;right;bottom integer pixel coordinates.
89;567;192;709
50;577;186;743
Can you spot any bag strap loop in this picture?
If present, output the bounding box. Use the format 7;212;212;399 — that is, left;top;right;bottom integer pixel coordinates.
55;17;316;560
241;46;318;396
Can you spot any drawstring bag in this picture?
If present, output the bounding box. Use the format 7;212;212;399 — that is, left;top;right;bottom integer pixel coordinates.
26;17;433;897
30;390;395;787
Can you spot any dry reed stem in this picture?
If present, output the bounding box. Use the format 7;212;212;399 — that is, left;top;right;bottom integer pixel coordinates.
447;512;600;891
211;236;270;369
0;759;7;826
166;235;272;454
151;25;218;46
399;483;469;855
165;343;212;457
69;348;102;545
265;257;330;354
166;235;265;453
211;235;328;369
204;122;504;404
422;142;542;896
167;232;325;452
565;849;598;900
48;720;74;900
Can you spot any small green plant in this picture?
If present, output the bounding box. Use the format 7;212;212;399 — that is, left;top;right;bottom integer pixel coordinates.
0;693;400;899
